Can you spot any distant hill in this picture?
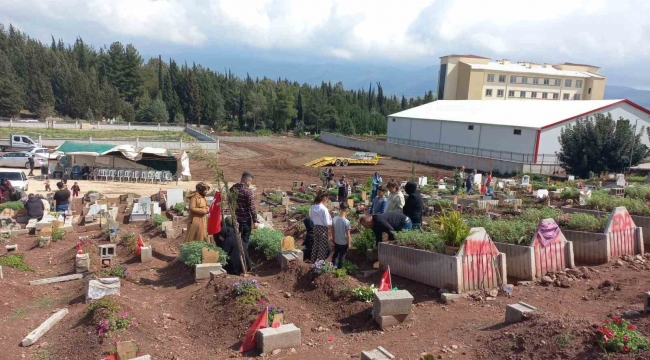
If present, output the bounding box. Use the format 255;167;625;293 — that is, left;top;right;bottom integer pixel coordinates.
604;86;650;109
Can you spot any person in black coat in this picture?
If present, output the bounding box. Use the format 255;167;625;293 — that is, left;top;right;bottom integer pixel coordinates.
24;194;44;221
403;181;423;229
216;217;243;275
302;217;314;260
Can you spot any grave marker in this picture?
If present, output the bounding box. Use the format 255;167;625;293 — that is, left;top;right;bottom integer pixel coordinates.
86;277;121;300
281;236;295;251
347;199;354;208
520;175;530;186
271;313;284;328
616;173;626;187
202;248;220;264
116;340;138;360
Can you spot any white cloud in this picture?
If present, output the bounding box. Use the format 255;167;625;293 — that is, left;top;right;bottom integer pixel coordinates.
1;0;650;84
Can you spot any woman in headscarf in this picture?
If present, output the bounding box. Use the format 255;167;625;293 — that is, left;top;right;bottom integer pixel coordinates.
185;182;210;242
0;178;14;203
309;193;332;262
216;216;243;275
302;217;314;260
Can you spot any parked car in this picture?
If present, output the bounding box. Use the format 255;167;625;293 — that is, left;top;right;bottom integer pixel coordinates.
0;152;47;169
26;147;58;160
0;170;29;191
0;134;42;152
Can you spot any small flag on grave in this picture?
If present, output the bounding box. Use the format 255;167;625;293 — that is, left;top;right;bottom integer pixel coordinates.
76;242;83;254
239;307;268;352
378;266;392;292
134;235;145;255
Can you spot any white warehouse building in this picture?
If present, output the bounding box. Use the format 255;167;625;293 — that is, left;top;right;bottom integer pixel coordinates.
387;99;650;164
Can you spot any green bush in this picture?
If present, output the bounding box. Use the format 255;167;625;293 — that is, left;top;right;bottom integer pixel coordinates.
394;230;444;253
333;268;348;279
353;285;376;302
557;213;608;232
0;201;24;211
466;217;536;245
151;214;167;229
586;191;650;216
86;297;119;316
436;210;469;247
627;176;647;183
295;192;314;202
625;186;650;201
249;228;284;259
342;260;359;275
0;254;33;271
267;194;282;204
351;228;376;254
180;242;228;266
51;228;65;242
521;207;562;223
291;205;310;216
120;233;137;253
175;202;185;213
101;265;128;279
560;187;580;199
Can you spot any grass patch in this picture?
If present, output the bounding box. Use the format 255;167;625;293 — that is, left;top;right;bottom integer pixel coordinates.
151;214;168;229
51;228;65;242
0;254;34;271
249;228;284;260
5;296;56;322
179;241;228;266
291;205;310;216
87;298;120;316
120;232;137;253
0;127;194;141
33;349;55;359
351;228;376;254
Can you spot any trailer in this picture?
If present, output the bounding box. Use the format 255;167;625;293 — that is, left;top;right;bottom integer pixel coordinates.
303;152;384;167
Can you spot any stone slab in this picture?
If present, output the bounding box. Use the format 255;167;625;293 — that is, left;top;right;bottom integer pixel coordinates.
209;269;227;280
10;229;29;237
29;273;84;286
131;356;152;360
279;250;303;270
375;314;411;330
256;323;301;353
165;229;175;239
361;346;395;360
0;265;3;279
21;308;69;347
373;290;414;317
505;302;537;324
140;246;153;263
87;277;121;300
441;293;462;303
196;263;222;280
6;244;18;252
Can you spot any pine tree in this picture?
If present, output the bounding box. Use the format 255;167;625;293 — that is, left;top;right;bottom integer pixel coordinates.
0;50;23;117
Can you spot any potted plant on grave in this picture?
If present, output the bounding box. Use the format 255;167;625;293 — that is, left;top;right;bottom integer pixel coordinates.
435;209;469;255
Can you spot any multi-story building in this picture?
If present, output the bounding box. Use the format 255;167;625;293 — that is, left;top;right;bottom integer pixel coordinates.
437;55;606;101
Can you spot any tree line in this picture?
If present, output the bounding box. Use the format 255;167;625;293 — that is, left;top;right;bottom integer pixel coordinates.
0;24;436;135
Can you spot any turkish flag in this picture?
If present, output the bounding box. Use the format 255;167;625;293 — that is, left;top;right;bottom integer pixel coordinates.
239;307;268;352
134;235;145;255
378;267;392;291
207;192;222;235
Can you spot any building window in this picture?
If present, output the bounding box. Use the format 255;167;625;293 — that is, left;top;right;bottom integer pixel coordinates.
521;76;528;84
563;93;570;100
565;79;572;87
485;89;493;97
513;129;522;135
487;74;495;82
497;89;504;97
588;87;592;94
553;93;559;100
510;75;517;83
392;118;395;122
554;79;561;86
498;75;506;83
533;78;539;84
508;90;515;97
573;94;581;100
531;92;537;98
542;92;548;99
520;91;526;98
543;78;550;85
576;80;583;88
468;125;474;130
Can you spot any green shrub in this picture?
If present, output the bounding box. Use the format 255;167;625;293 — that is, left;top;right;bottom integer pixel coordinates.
466;217;536;245
0;201;23;211
627;176;647;183
120;233;137;253
291;205;310;216
51;228;65;242
557;213;608;232
521;207;562;223
394;230;444;253
342;260;359;275
586;191;650;216
151;214;167;229
180;242;228;266
295;192;314;202
351;228;376;254
86;297;119;316
267;194;282;204
560;187;580;199
249;228;284;259
232;279;264;305
333;268;348;279
0;254;33;271
255;129;272;137
436;210;469;247
624;186;650;201
101;265;128;279
353;285;376;302
175;202;185;213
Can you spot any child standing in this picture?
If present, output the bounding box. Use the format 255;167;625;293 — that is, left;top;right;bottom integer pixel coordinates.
44;176;51;192
71;182;80;198
332;202;351;269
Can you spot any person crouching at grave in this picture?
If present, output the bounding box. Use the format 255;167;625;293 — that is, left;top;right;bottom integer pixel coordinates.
185;182;210;242
0;178;13;203
71;182;81;198
24;194;44;221
310;193;332;262
216;217;243;275
360;212;412;245
302;217;314;260
53;182;71;212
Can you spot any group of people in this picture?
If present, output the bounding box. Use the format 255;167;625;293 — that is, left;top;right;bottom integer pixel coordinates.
453;166;494;196
21;181;72;222
52;162;93;181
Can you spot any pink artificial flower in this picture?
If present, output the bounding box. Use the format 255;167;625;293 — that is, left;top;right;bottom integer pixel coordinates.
628;324;636;330
613;317;622;324
623;345;630;353
623;335;630;342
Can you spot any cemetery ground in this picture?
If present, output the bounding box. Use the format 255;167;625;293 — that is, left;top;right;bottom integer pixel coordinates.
2;137;650;359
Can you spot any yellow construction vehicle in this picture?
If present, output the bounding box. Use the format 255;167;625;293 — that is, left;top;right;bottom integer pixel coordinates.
303;152;384;167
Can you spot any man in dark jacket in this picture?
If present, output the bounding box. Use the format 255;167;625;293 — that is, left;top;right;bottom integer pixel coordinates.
28;155;35;176
24;194;44;221
403;181;423;229
360;212;412;244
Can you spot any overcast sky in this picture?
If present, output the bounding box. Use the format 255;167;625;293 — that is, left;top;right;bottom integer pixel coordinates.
2;0;650;88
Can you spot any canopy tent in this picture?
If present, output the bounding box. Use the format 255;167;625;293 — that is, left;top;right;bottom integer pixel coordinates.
54;141;191;178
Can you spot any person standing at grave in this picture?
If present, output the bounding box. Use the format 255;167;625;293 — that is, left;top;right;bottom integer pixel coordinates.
453;166;465;195
71;182;81;198
185;182;210;242
337;175;349;204
360;212;412;245
27;155;35;176
302;217;314;260
371;171;383;203
385;180;405;213
53;181;71;212
24;194;44;221
231;171;257;271
326;168;335;188
370;186;387;215
332;202;351;269
466;169;476;195
309;193;332;262
403;181;423;229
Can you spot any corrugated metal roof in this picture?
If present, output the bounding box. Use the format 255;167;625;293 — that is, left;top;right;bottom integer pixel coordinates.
389;100;641;129
469;62;604;78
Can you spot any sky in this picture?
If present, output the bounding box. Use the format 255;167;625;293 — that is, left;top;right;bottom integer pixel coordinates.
2;0;650;89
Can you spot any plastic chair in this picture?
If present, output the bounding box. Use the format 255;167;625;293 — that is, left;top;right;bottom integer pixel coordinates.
163;171;173;184
147;171;155;183
107;169;116;181
123;170;132;182
154;171;162;183
140;170;147;182
116;169;125;182
97;169;107;181
132;170;140;183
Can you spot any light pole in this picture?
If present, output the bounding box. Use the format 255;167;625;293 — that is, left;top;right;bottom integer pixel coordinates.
629;119;639;173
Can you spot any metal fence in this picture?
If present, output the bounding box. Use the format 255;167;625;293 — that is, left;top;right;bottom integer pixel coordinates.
387;137;559;164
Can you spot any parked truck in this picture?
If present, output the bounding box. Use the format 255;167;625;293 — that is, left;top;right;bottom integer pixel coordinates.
0;134;42;152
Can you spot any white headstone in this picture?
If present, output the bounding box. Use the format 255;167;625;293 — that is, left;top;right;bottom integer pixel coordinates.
474;174;482;186
437;185;446;190
86;277;121;300
497;182;504;189
579;189;592;206
521;175;530;186
165;188;184;209
616;173;626;187
88;204;108;216
568;175;575;181
536;189;549;199
418;177;428;186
